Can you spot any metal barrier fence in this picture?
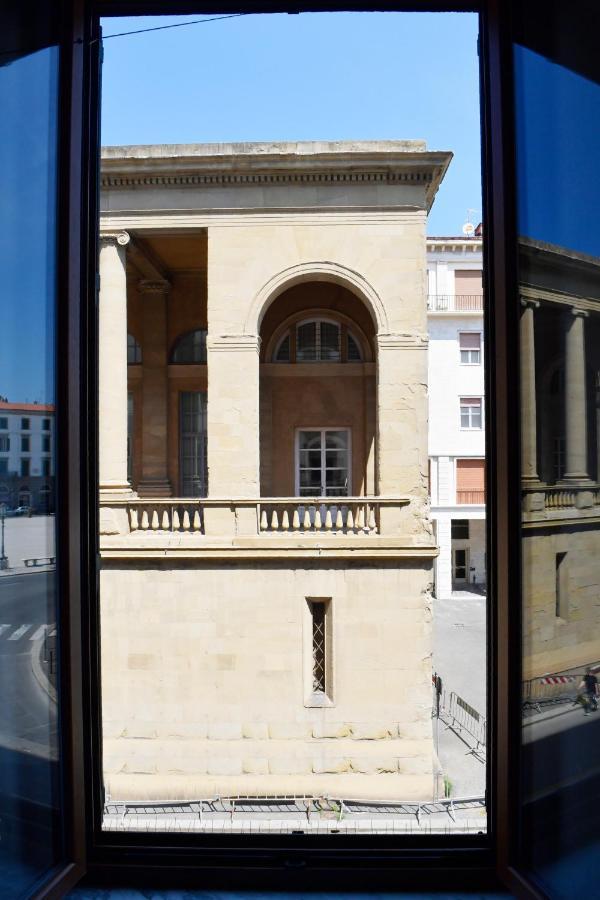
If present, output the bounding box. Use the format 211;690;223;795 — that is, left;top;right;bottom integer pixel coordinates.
432;673;486;759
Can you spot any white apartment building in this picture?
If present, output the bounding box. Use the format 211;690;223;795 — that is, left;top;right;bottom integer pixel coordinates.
0;400;55;512
427;234;485;598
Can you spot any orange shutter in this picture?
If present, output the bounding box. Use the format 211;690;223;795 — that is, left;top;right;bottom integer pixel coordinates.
454;270;483;310
456;459;485;504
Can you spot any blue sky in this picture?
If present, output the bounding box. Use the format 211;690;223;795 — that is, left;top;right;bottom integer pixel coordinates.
100;11;482;237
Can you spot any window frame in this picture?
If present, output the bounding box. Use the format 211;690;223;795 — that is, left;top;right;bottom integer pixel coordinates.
36;0;536;894
459;330;482;365
295;426;352;497
460;396;484;430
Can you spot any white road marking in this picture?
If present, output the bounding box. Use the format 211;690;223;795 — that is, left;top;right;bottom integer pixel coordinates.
0;624;11;636
8;624;32;640
29;625;49;641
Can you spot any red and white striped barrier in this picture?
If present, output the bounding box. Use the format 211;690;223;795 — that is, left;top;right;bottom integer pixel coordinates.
540;674;576;686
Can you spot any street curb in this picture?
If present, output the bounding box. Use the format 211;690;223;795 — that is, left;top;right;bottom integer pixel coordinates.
0;565;54;578
30;635;57;705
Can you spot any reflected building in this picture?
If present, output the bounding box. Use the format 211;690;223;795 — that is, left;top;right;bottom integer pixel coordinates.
98;141;451;803
520;238;600;680
0;400;55;513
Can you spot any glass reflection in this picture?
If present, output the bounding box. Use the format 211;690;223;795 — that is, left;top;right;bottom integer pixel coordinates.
516;35;600;899
0;36;61;898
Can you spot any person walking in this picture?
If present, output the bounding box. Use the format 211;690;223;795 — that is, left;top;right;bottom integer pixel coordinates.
578;667;598;716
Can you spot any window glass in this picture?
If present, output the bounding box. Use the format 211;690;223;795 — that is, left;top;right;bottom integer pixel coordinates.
0;20;61;894
514;3;600;895
171;329;207;364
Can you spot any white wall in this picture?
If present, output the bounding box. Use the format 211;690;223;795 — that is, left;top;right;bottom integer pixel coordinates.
0;409;54;479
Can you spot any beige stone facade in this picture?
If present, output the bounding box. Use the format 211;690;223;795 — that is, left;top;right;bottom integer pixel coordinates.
98;142;451;802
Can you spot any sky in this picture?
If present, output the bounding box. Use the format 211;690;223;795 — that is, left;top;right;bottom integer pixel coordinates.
100;11;483;237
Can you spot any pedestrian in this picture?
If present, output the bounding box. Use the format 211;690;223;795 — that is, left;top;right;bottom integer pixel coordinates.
578;667;598;716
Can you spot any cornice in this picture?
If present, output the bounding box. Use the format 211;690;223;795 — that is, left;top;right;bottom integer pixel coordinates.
520;283;600;315
101;169;435;190
376;332;428;350
206;334;261;353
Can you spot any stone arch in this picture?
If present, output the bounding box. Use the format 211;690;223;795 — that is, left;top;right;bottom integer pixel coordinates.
245;261;389;335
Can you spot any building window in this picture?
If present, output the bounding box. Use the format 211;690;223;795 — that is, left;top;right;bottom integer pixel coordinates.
459;332;481;364
0;417;7;430
127;393;133;483
555;552;569;620
180;391;208;497
42;417;51;430
21;436;30;452
18;489;31;508
456;459;485;504
127;333;142;365
451;519;470;539
21;417;30;430
0;437;9;452
297;429;350;497
0;460;7;475
42;435;51;453
460;397;482;429
273;318;363;363
42;458;51;477
171;329;207;364
306;598;332;703
553;436;566;482
20;459;30;477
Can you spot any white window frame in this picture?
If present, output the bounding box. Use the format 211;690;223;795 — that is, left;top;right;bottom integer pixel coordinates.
459;331;482;365
294;427;352;497
459;397;483;430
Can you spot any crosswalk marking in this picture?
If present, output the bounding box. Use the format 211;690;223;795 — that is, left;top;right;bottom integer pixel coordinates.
29;625;49;641
0;624;11;636
8;624;32;640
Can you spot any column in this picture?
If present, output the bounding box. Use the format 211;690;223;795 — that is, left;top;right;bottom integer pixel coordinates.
205;333;260;531
376;332;429;534
519;298;540;483
99;232;132;496
137;279;172;498
563;307;590;481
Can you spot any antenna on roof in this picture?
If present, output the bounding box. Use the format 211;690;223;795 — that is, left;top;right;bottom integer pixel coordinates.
462;208;477;237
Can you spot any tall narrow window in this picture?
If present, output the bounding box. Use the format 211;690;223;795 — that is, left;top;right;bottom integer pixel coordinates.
307;598;332;703
180;391;208;496
555;552;569;620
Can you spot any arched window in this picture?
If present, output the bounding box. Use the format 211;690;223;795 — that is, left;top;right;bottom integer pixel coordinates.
127;334;142;364
273;318;363;364
171;329;207;364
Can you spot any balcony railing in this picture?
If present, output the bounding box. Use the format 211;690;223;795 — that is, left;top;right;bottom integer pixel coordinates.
427;294;483;312
456;490;485;505
104;496;413;539
522;482;600;520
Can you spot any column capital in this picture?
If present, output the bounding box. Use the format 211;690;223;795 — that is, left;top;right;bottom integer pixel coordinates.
570;307;589;319
520;296;540;310
99;230;130;248
206;333;261;354
138;278;170;295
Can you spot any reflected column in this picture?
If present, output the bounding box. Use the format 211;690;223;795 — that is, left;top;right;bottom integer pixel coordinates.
563;307;590;482
99;231;132;496
520;297;541;484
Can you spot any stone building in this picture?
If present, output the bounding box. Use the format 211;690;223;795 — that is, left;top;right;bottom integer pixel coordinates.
0;401;55;513
98;141;451;803
520;238;600;680
426;236;485;598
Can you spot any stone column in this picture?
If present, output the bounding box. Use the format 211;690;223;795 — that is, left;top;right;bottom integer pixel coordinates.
205;333;261;533
520;298;540;484
99;231;132;497
137;279;172;498
563;308;590;481
376;332;429;535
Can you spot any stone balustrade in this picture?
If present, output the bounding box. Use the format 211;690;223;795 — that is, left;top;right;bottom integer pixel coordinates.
522;482;600;521
100;496;413;540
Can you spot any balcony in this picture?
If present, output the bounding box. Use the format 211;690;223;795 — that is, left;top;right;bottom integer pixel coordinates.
427;294;483;313
522;482;600;525
456;490;485;505
99;496;438;560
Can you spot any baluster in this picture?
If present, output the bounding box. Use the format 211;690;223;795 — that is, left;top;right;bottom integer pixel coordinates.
281;509;290;531
271;509;279;530
292;509;300;530
346;508;354;530
356;505;365;530
182;508;191;530
335;508;343;530
130;507;139;531
324;508;333;530
314;508;322;529
303;508;311;530
151;509;159;530
161;509;170;531
193;509;202;531
172;508;180;530
141;508;149;530
368;505;377;531
260;509;268;531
